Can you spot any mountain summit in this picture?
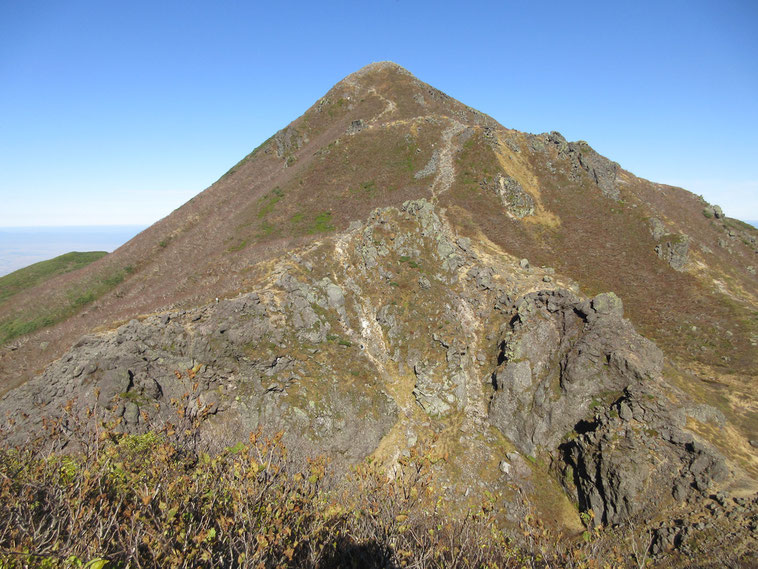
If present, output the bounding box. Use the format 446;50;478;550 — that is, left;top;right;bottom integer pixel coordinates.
1;63;757;563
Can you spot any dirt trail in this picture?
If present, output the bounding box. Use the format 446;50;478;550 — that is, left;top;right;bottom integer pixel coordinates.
430;119;466;203
367;88;397;123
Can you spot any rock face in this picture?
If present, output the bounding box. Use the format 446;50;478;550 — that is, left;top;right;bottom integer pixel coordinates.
487;287;729;526
0;279;398;461
489;289;662;456
703;204;724;219
649;217;666;240
559;383;728;525
574;142;621;200
535;132;621;200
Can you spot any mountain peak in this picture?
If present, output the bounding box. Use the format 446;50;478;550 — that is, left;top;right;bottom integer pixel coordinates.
331;60;418;96
345;60;413;80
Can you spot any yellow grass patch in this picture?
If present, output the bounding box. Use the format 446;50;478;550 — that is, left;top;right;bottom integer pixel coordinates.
493;131;561;228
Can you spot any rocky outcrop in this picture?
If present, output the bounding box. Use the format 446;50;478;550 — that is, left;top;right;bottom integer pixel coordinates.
0;286;397;461
482;174;535;218
487;288;729;527
488;289;662;456
273;124;308;166
649;217;666;240
534;132;621;199
576;147;620;200
0;199;733;538
559;383;728;525
703;204;724;219
414;149;439;179
346;119;365;135
655;233;690;271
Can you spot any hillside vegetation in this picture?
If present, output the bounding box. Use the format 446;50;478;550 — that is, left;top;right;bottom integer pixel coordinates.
0;251;107;305
2;413;755;569
0;419;705;569
0;253;131;347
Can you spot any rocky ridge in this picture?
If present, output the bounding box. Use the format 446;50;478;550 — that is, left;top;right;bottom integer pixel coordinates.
0;199;736;540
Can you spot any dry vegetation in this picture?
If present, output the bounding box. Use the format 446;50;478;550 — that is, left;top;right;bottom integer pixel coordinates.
0;406;656;569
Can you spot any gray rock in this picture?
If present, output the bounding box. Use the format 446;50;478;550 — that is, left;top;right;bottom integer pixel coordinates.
685;404;726;427
123;402;140;424
346;119;365;135
273;124;305;159
591;292;623;317
456;237;471;251
412;362;455;417
541;135;621;199
414;150;439;179
325;282;345;310
494;360;532;393
486;174;535;218
489;288;662;456
560;382;729;526
619;402;633;422
573;142;621;200
703;204;724;219
649;217;666;240
98;369;132;409
656;234;690;271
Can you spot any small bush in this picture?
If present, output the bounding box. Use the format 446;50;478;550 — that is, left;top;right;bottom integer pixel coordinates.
309;212;335;234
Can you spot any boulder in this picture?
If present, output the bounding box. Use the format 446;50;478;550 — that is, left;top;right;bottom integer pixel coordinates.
656;234;690;271
489;288;662;455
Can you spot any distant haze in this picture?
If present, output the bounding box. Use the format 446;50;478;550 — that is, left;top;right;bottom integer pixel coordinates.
0;226;146;277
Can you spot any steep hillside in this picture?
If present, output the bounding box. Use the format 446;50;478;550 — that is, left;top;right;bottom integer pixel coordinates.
0;62;756;564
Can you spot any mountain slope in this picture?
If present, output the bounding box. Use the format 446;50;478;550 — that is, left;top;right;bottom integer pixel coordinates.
0;62;756;562
1;63;755;390
0;198;734;522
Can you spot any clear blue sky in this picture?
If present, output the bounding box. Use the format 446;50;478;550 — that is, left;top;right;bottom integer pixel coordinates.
1;0;757;226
